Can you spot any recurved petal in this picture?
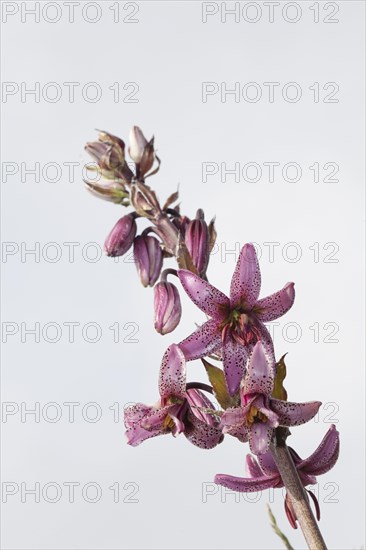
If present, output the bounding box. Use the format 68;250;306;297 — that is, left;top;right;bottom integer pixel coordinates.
125;424;167;446
220;406;248;428
184;413;223;449
186;388;217;426
271;399;321;427
249;422;273;455
244;454;264;478
214;472;279;493
298;424;340;476
258;451;280;476
253;395;279;428
222;335;248;397
178;269;230;318
159;344;186;400
178;319;221;361
226;424;250;443
256;282;295;322
230;243;261;309
123;402;154;428
242;341;274;396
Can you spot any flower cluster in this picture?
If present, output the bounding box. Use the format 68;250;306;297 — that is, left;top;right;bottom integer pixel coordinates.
84;126;340;533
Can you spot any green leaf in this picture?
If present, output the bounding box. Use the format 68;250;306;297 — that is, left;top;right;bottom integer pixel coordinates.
202;358;236;409
272;354;288;401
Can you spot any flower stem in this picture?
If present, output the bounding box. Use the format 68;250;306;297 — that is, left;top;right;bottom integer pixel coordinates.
270;430;327;550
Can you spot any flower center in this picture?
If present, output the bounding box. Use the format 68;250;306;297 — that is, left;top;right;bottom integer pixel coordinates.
246;405;268;425
219;305;261;346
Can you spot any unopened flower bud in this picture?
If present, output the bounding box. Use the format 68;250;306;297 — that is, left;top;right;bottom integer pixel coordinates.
134;235;163;287
129;126;148;163
154;281;182;335
185;210;210;276
104;214;137;257
130;182;161;220
85;180;129;204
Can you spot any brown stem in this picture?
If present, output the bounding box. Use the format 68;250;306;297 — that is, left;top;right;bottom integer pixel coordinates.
270;429;327;550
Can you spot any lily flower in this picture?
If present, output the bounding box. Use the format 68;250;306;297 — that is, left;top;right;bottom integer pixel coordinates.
220;342;321;455
124;345;223;449
177;243;295;396
215;424;340;528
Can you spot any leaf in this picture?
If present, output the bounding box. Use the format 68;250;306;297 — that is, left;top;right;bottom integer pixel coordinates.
272;354;288;401
202;358;236;410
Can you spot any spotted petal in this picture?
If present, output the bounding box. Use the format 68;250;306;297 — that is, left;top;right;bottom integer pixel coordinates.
186;388;217;426
214;471;279;492
178;319;221;361
159;344;186;400
178;269;229;318
258;450;280;476
256;282;295;322
244;454;265;478
184;412;223;449
298;424;340;476
271;399;321;427
230;243;261;308
222;335;248;397
242;341;274;396
249;422;273;455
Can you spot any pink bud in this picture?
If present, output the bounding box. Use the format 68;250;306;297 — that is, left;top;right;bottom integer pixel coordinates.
134;235;163;287
154;282;182;335
104;214;137;257
184;214;210;276
129;126;148;163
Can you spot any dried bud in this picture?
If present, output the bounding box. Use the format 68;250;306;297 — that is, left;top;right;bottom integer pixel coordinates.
129;126;148;163
154;282;182;335
104;214;137;257
184;210;210;276
134;235;163;287
86;131;126;172
130;181;161;220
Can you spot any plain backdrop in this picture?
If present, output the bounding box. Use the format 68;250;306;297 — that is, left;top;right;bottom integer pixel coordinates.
1;1;365;549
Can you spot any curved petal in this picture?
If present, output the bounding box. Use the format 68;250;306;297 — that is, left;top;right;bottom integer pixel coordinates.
298;424;340;476
178;269;229;318
271;399;321;427
178;319;221;361
140;405;172;430
159;344;186;400
123;402;155;428
186;388;218;427
222;335;248;397
226;424;250;443
244;454;264;478
256;282;295;322
255;322;276;366
258;451;279;476
184;412;223;449
125;424;168;446
242;342;274;396
253;395;279;428
230;243;261;308
214;472;279;493
220;405;248;428
249;422;273;455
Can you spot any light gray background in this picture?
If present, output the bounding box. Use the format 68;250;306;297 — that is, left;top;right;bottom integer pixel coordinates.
1;1;365;549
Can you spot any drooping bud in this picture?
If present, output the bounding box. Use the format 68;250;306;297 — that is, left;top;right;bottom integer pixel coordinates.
154;280;182;335
134;235;163;287
104;214;137;257
184;209;210;276
129;126;148;163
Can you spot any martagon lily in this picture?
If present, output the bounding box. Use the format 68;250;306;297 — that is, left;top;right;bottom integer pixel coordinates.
124;344;223;449
215;424;340;528
220;341;321;455
178;243;295;396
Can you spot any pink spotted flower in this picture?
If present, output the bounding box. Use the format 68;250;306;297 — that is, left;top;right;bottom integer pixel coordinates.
178;243;295;396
